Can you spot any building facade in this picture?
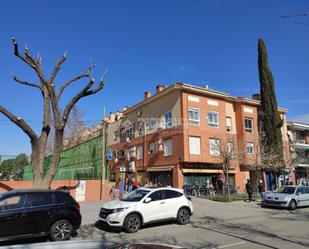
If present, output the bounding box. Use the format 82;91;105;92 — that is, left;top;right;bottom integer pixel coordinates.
107;83;289;192
288;121;309;184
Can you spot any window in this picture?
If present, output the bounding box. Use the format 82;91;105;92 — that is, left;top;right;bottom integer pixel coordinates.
113;150;118;159
208;111;219;128
209;138;220;156
245;118;253;133
137;145;143;160
228;142;234;158
30;193;53;207
128;125;135;139
120;149;126;160
138;121;144;136
165;112;172;128
147;117;157;130
54;193;67;204
164;190;182;199
164;138;173;156
113;131;118;141
129;146;136;158
246;142;254;154
188;108;200;125
0;195;27;211
189;136;201;155
120;128;126;141
148;142;155;154
149;190;163;201
226;117;232;132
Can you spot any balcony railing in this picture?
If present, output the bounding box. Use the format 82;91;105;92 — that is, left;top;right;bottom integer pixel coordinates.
293;157;309;165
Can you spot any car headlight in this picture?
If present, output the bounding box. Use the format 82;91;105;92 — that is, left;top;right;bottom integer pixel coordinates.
284;197;290;201
112;207;128;213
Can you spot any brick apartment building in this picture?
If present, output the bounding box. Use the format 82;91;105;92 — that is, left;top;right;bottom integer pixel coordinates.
107;83;289;192
287;121;309;183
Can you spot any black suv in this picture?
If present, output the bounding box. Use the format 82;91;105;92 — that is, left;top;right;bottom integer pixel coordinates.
0;189;81;241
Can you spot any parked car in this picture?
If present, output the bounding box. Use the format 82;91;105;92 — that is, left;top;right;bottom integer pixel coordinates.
263;185;309;210
99;187;193;233
0;189;81;241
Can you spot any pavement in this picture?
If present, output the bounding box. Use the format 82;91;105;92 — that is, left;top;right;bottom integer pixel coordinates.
78;198;309;249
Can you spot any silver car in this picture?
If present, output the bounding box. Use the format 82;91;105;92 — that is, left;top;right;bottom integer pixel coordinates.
263;185;309;210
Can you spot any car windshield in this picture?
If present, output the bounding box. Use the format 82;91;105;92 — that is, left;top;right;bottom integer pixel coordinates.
277;186;296;194
121;189;150;202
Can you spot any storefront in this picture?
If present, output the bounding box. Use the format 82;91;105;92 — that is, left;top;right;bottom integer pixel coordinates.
147;166;173;187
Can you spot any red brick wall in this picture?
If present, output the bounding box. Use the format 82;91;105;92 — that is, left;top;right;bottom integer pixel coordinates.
0;180;110;202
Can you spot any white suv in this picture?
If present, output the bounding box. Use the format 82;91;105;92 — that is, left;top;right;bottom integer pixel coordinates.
99;187;193;233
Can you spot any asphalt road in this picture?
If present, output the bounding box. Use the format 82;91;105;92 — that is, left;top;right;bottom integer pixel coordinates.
78;198;309;249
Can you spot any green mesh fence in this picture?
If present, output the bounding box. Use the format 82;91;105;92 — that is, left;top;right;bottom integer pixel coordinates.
22;135;107;181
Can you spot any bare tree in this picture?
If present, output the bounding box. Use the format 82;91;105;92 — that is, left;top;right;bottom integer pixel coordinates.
209;135;242;201
0;38;105;188
46;105;86;155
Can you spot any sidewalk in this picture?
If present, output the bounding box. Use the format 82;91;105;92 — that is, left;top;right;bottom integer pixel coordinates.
80;201;105;225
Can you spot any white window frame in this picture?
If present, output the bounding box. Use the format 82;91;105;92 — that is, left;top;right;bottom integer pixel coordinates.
164;138;173;156
188;108;200;125
209;138;220;156
245;118;253;133
227;142;234;158
246;142;254;154
208;111;219;128
226;117;232;133
189;136;201;155
137;145;143;160
165;112;173;129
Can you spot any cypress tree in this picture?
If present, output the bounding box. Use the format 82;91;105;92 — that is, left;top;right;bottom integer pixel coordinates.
258;39;284;172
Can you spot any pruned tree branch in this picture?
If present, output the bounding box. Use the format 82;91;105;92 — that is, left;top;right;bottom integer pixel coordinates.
0;105;37;141
62;78;96;126
13;76;43;91
49;52;67;84
57;64;95;100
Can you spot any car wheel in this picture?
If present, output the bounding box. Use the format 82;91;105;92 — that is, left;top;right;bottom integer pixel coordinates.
289;200;297;210
50;219;73;241
177;208;190;225
124;214;141;233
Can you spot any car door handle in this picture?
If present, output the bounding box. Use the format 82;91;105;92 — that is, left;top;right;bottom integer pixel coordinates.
160;202;165;205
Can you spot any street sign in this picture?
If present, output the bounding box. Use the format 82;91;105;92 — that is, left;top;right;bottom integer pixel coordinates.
106;150;113;160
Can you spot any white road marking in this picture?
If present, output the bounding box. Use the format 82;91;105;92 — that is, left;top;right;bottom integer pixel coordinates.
213;241;247;249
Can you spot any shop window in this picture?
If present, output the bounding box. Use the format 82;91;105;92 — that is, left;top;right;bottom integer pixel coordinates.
189;136;201;155
208;111;219;128
209;138;220;156
188;108;200;125
245;118;253;133
165;112;173;128
137;145;143;160
164;138;173;156
246;142;254;154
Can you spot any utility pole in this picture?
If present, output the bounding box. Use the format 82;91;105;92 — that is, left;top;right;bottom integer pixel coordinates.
101;107;106;200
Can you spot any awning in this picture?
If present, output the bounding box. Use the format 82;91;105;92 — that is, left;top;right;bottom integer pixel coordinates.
182;169;236;174
147;166;173;172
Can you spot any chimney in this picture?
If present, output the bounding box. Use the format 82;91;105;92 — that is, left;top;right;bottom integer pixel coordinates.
144;91;152;100
252;93;261;101
156;85;165;94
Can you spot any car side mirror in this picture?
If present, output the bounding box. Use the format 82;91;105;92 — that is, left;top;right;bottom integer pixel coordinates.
144;197;152;203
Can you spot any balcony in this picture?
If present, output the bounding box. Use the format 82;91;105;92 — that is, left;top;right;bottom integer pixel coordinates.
292;157;309;166
292;140;309;151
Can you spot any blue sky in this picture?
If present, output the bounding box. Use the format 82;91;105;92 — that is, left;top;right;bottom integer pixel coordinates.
0;0;309;155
